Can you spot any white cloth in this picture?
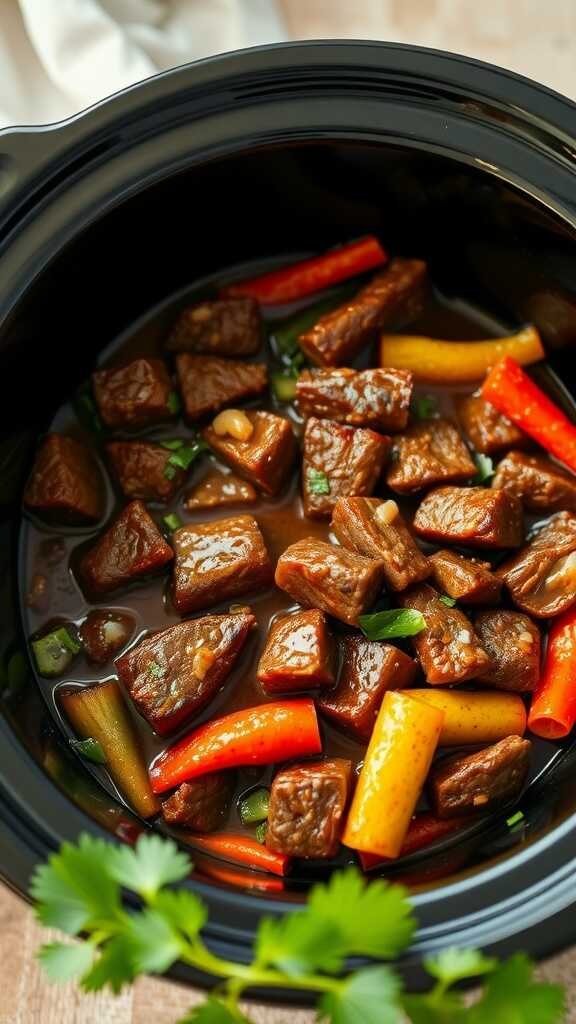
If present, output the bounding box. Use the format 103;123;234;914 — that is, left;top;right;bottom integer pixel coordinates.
0;0;286;129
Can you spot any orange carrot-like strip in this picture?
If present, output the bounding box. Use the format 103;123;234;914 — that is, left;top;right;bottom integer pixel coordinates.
193;854;285;893
185;832;290;877
529;606;576;739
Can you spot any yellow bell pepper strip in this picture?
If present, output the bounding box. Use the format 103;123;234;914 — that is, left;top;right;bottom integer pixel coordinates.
405;689;527;746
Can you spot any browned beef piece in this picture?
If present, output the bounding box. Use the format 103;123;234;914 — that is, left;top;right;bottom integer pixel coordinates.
496;511;576;618
80;500;173;595
175;354;267;422
202;411;297;495
92;358;174;429
414;486;524;549
317;636;416;740
184;470;257;510
400;583;492;684
455;394;527;455
428;549;502;605
491;450;576;512
296;367;413;432
275;538;385;626
106;441;185;503
79;610;134;665
166;297;261;356
161;772;236;832
257;609;335;693
299;258;427;367
24;433;105;523
302;418;390;519
430;736;531;819
474;610;541;692
266;759;353;858
331;497;430;591
172;515;272;615
386;418;476;494
116;611;255;733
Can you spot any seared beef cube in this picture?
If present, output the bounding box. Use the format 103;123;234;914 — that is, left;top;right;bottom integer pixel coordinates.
80;500;173;595
176;354;267;422
92;358;174;429
386;418;475;494
172;515;272;615
492;450;576;512
430;736;531;819
162;772;236;832
80;610;134;665
166;297;261;356
302;418;390;519
257;609;335;693
496;511;576;618
24;433;105;523
275;538;385;626
202;410;297;495
414;486;523;549
266;759;353;858
185;470;257;510
455;394;527;455
428;549;502;605
318;636;416;740
299;258;427;367
475;610;541;692
296;367;413;432
106;441;185;503
331;497;430;591
116;610;255;732
400;583;492;684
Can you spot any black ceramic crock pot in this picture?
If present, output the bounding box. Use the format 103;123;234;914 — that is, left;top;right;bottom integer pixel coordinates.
2;40;576;996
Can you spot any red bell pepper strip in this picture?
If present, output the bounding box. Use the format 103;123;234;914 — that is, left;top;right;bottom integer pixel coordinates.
482;356;576;474
529;606;576;739
221;237;387;305
357;812;474;871
186;833;290;877
193;854;285;893
150;698;321;793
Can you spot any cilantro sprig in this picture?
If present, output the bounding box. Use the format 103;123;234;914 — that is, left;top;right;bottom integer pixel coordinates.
32;833;565;1023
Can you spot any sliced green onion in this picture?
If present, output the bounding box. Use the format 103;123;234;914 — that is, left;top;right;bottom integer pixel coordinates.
163;439;208;480
359;609;426;642
32;626;82;678
439;595;457;607
506;810;524;829
74;387;103;433
473;452;495;484
411;395;439;420
307;468;331;496
271;372;297;403
160;439;185;451
271;282;358;359
70;737;107;764
167;391;181;415
255;821;268;844
163;513;182;533
239;787;270;825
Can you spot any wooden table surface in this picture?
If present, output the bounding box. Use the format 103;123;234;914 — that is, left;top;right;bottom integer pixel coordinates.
3;2;576;1021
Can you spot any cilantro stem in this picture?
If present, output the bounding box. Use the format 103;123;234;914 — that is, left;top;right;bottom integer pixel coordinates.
180;939;342;996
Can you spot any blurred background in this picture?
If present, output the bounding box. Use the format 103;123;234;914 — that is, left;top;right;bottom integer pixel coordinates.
1;0;576;129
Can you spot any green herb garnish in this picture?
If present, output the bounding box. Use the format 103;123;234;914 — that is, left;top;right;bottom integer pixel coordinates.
163;513;182;533
506;810;525;829
271;372;298;403
32;626;82;678
359;609;426;641
474;452;495;483
239;787;270;825
70;738;107;765
163;439;208;480
167;391;181;415
439;595;457;607
411;395;439;420
146;661;164;679
255;821;268;845
160;439;185;451
308;468;331;495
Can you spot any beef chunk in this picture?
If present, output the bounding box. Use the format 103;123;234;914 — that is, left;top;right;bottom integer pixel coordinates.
430;736;531;819
331;497;430;591
496;511;576;618
166;297;261;356
296;367;413;432
455;394;527;455
162;772;236;831
275;538;385;626
106;441;185;503
202;410;297;495
185;470;257;510
176;354;267;422
266;759;353;858
475;610;541;691
386;418;476;494
318;636;416;740
400;583;492;684
80;500;173;594
302;418;390;519
24;433;105;523
492;450;576;512
79;610;134;665
414;486;524;549
92;358;174;429
116;611;255;733
428;549;502;605
299;258;427;367
257;609;335;693
172;515;272;615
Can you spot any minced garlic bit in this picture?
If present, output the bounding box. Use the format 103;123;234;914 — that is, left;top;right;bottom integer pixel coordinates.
518;630;534;644
375;499;399;526
192;647;216;680
212;408;254;442
456;629;472;644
